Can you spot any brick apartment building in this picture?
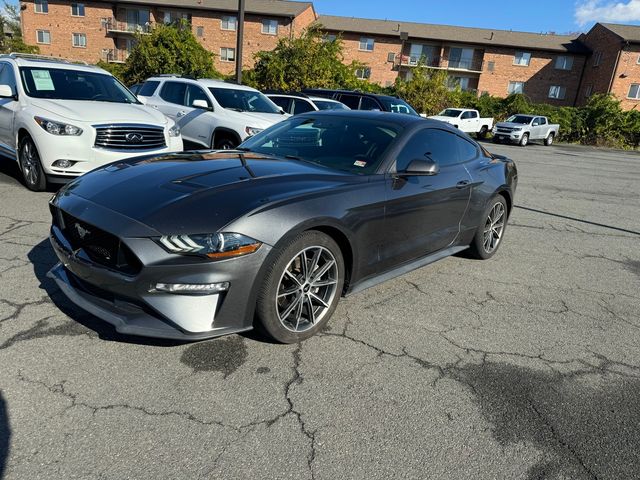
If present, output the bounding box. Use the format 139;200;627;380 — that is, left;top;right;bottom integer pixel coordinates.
18;0;640;109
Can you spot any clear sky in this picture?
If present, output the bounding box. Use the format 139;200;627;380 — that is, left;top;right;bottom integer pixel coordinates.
308;0;640;34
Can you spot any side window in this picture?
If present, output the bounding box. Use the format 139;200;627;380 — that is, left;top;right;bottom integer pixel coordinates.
138;80;160;97
186;84;210;107
269;96;291;113
532;117;540;126
0;63;17;95
396;128;459;171
461;111;471;119
539;117;547;125
455;136;479;162
470;111;478;118
159;81;187;105
293;99;314;115
360;97;381;111
338;94;361;110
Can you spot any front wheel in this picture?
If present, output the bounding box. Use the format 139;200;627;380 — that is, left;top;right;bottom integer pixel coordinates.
544;132;555;146
468;195;508;260
519;133;529;147
477;126;488;139
19;135;47;191
256;231;345;343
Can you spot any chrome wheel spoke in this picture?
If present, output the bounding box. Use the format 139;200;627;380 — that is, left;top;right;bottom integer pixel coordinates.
278;286;299;298
311;278;337;288
311;259;335;283
305;295;316;325
284;269;302;286
308;291;329;308
281;294;302;320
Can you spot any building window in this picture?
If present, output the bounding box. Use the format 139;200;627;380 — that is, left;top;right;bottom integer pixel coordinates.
555;55;573;70
514;51;531;66
593;51;602;67
487;61;495;72
628;84;640;100
71;3;85;16
584;84;593;98
449;47;474;69
72;32;86;47
323;34;337;42
355;67;371;80
162;11;191;25
220;47;235;62
359;37;375;51
508;81;524;94
636;54;640;65
35;0;48;13
548;85;566;100
448;76;470;91
261;19;278;35
36;30;51;44
221;16;237;31
196;26;204;37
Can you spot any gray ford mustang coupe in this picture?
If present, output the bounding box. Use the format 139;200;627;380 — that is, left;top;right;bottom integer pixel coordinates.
47;111;517;343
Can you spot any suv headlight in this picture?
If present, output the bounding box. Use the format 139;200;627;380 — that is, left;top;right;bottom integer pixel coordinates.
168;124;181;137
156;233;262;260
35;116;82;136
245;126;263;137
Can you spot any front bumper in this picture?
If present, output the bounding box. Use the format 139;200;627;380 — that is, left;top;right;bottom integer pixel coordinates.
48;222;271;341
493;130;523;143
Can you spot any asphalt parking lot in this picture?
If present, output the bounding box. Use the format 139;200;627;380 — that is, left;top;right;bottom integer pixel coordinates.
0;141;638;479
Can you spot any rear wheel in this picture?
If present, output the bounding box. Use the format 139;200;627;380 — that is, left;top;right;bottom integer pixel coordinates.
477;126;488;139
212;132;238;150
519;133;529;147
544;132;555;146
468;195;508;260
256;231;345;343
18;135;47;192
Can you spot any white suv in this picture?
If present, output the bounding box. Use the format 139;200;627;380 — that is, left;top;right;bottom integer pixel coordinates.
0;54;183;191
139;76;289;149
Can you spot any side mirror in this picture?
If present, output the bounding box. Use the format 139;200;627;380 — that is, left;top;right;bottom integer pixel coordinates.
192;99;210;110
0;84;15;100
136;95;147;104
401;158;440;176
279;107;287;115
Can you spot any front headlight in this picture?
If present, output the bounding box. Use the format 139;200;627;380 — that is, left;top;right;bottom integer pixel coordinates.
34;116;82;136
245;126;263;137
157;233;262;260
512;127;523;131
168;124;181;137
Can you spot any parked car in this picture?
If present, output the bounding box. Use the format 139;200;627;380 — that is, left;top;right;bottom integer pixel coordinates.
302;89;419;116
428;108;494;138
492;114;559;146
266;92;349;115
139;75;289;149
47;111;517;343
128;82;144;95
0;54;183;191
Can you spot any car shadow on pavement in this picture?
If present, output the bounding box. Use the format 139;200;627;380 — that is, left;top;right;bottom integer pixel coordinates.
0;392;9;479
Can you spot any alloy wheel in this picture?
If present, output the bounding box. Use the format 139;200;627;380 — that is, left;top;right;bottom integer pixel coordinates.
482;202;506;254
21;139;40;187
275;246;339;333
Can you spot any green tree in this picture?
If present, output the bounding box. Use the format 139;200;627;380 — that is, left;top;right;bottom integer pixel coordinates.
244;25;367;91
0;2;38;54
393;66;453;115
122;21;220;85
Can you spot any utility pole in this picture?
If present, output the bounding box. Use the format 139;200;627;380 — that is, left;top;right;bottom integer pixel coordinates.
235;0;245;84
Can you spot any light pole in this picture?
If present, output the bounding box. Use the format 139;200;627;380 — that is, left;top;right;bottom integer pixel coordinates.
235;0;245;83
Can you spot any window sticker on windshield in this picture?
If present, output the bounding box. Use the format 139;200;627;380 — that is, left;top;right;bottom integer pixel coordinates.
31;70;55;91
354;160;367;167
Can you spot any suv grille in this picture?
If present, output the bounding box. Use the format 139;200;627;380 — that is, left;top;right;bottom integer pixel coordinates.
52;207;142;275
94;124;166;150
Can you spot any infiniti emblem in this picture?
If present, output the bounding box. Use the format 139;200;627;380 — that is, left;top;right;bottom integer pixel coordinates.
74;223;90;239
125;133;144;143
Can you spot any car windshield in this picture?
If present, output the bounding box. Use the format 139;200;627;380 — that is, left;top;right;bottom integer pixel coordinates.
506;115;533;124
19;67;139;103
379;97;419;116
209;87;280;113
240;116;401;175
314;100;349;111
439;109;463;117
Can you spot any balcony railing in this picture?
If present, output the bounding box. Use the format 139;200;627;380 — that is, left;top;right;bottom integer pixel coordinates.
395;54;483;72
103;18;151;34
102;49;129;63
396;54;441;68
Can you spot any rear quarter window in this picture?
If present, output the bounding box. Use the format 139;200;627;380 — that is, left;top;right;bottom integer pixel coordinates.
138;80;160;97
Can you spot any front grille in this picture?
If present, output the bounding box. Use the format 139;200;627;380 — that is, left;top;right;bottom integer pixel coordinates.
94;124;166;150
497;127;515;133
53;208;142;275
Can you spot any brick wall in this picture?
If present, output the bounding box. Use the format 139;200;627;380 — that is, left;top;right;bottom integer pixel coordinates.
333;31;401;86
612;44;640;110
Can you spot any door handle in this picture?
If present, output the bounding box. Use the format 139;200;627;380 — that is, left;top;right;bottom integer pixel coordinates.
176;111;187;117
456;180;470;189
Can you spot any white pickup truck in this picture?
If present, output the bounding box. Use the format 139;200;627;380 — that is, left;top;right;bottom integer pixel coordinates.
428;108;494;138
492;114;560;147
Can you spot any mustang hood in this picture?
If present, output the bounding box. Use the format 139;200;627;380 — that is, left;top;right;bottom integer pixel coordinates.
56;152;357;236
30;99;169;125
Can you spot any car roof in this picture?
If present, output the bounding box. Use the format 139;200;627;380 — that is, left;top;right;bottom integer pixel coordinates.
295;109;430;127
0;55;106;74
308;96;342;103
147;76;261;92
304;89;399;100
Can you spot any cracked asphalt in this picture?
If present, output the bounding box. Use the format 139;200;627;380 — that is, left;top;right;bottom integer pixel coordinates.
0;142;639;479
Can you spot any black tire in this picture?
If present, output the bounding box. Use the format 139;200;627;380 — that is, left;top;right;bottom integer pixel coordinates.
544;132;555;146
18;135;47;192
468;195;509;260
519;133;529;147
213;133;238;150
492;136;500;144
477;126;488;139
256;231;345;343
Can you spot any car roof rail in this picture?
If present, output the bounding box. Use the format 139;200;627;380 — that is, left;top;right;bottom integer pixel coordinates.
1;52;91;65
264;90;310;98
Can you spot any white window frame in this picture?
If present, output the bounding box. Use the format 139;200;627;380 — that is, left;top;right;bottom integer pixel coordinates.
355;67;371;80
514;51;531;66
548;85;566;100
35;0;48;13
221;15;237;31
220;47;236;62
628;83;640;100
261;19;278;35
36;30;50;44
555;55;573;70
593;51;602;67
72;32;86;48
359;37;375;52
508;81;524;94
